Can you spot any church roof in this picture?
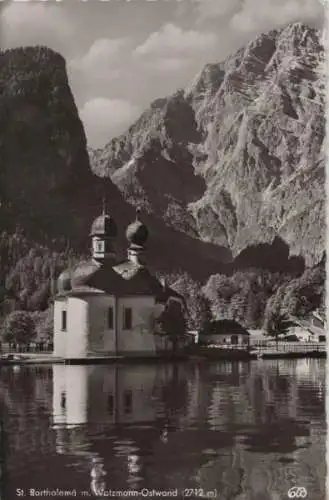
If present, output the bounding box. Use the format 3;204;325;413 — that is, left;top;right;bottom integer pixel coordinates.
57;269;72;293
70;260;101;288
56;259;183;304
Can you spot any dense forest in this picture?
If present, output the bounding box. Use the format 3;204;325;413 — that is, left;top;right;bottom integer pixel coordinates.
0;228;83;342
0;226;324;345
163;264;325;331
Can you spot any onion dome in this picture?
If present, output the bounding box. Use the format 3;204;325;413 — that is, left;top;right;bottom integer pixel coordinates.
126;208;148;247
57;269;72;293
70;260;100;288
90;214;117;237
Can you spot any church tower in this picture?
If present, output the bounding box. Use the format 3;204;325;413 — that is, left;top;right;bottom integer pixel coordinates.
126;208;149;265
90;199;118;263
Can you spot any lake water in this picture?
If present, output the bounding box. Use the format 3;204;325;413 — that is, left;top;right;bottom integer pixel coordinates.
0;359;326;500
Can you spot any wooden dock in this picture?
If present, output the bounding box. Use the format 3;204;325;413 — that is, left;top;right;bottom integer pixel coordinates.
250;342;326;359
0;352;191;366
0;342;326;365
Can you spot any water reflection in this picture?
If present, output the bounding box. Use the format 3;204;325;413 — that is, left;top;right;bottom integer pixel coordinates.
0;359;326;500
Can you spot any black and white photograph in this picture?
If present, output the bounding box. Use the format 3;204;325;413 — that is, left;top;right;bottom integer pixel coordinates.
0;0;326;498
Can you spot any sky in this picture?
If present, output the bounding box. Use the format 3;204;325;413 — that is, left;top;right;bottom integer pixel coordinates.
0;0;325;148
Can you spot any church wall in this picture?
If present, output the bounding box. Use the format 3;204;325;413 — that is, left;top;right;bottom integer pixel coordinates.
87;294;116;354
53;298;68;358
117;296;158;354
54;293;174;358
65;297;89;358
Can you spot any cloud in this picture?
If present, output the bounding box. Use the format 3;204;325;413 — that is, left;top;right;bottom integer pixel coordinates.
69;37;129;87
2;0;323;150
152;57;192;73
1;2;73;53
194;0;241;21
134;23;218;57
79;98;141;148
192;0;323;29
70;37;129;73
230;0;324;33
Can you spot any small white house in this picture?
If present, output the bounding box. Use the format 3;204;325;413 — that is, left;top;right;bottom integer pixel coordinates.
53;208;185;359
287;315;326;343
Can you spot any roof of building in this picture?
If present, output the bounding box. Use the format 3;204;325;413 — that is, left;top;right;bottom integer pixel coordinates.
57;269;72;293
312;309;326;324
113;260;146;281
56;207;183;305
248;330;268;341
56;258;184;304
203;319;250;336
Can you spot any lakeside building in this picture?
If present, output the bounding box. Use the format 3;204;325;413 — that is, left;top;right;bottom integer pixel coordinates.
200;319;250;348
53;208;185;359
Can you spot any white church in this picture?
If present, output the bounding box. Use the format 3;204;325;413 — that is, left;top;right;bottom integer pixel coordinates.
53;207;186;359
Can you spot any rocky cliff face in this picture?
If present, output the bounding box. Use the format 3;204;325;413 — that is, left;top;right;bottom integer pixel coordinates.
91;22;325;268
90;89;205;236
0;46;95;245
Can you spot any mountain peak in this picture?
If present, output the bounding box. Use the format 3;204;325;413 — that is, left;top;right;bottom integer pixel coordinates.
0;45;66;70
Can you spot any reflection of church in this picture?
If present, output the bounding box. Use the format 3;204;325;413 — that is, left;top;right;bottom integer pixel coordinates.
52;363;179;493
53;206;185;359
49;361;325;497
51;363;242;493
52;364;171;428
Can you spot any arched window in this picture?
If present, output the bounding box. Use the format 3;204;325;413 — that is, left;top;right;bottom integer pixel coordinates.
61;310;67;331
123;308;132;330
123;390;133;414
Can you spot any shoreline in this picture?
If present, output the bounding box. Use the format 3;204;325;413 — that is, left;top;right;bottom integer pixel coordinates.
0;350;326;365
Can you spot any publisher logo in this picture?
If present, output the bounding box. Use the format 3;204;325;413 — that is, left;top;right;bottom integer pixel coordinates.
287;487;307;498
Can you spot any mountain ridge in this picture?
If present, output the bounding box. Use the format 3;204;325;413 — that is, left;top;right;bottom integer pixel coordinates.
90;22;325;268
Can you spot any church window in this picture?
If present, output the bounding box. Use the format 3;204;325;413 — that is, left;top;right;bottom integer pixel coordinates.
107;394;114;415
123;390;132;414
61;310;67;331
107;307;114;329
123;308;132;330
